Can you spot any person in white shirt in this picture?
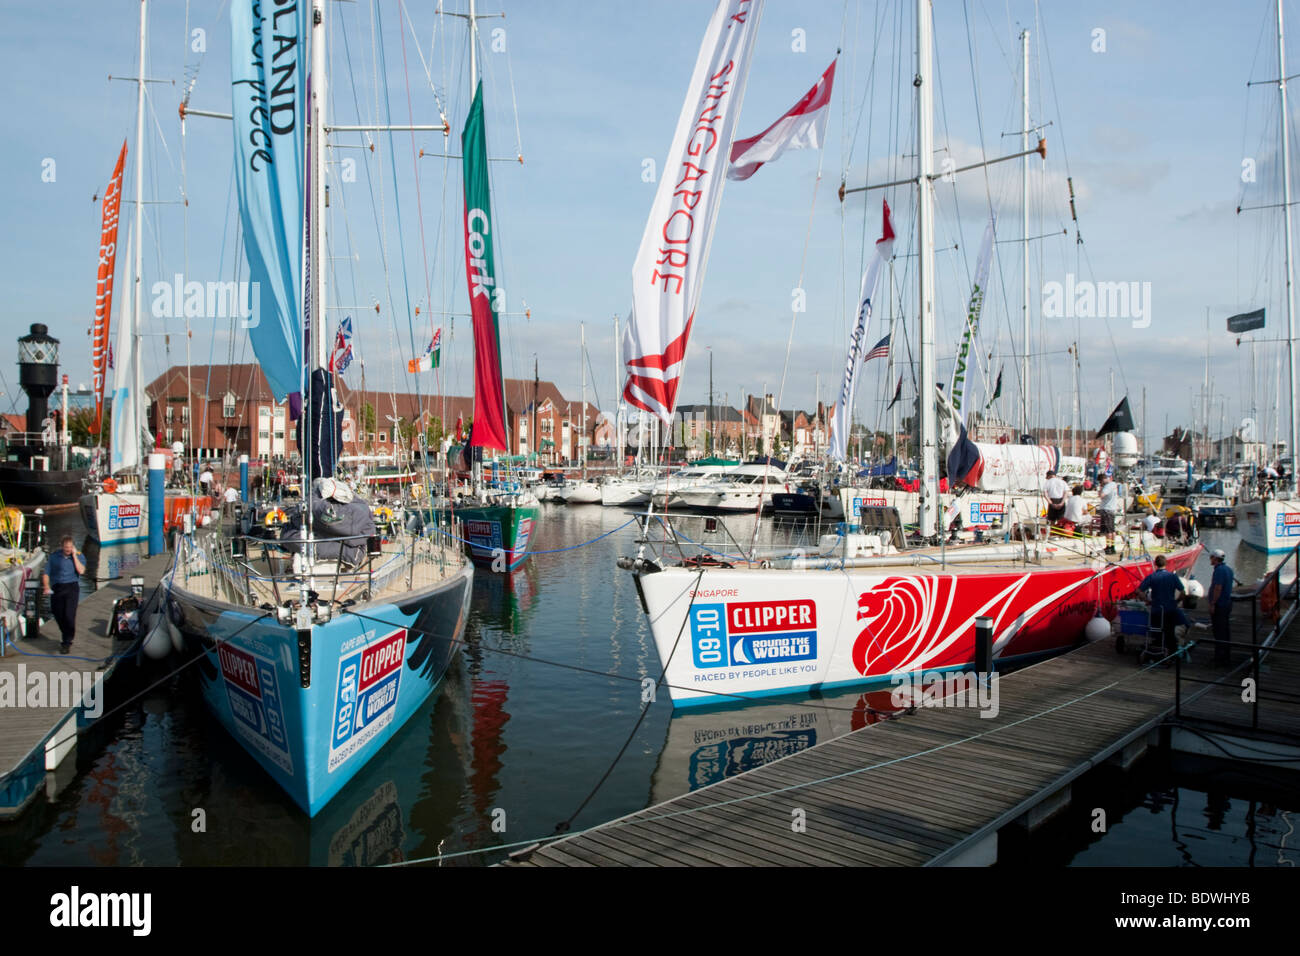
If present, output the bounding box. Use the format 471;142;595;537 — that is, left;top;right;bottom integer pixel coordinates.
1063;484;1087;532
1043;469;1069;523
1142;512;1159;534
1098;476;1121;554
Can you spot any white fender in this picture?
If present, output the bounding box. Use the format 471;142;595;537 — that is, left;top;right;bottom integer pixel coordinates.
142;613;172;660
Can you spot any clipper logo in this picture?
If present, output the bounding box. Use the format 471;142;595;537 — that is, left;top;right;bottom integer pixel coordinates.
218;643;292;775
329;629;406;772
853;496;887;515
967;501;1005;527
690;600;817;669
107;503;141;531
465;518;503;558
1275;511;1300;537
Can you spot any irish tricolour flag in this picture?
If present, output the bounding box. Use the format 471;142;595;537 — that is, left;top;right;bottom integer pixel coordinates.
408;328;441;373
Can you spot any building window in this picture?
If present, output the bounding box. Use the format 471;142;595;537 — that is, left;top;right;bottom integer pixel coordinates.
181;406;189;422
378;431;387;443
166;428;173;443
259;407;270;420
223;391;236;418
274;431;283;440
166;406;174;422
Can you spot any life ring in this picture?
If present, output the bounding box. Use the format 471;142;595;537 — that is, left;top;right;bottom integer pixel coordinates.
276;469;287;485
265;508;288;527
374;506;394;524
410;483;423;499
103;477;118;493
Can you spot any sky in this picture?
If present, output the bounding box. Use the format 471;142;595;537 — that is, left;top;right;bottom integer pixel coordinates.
0;0;1296;454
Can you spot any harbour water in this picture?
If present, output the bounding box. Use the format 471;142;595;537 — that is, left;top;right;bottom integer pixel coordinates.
2;508;1293;866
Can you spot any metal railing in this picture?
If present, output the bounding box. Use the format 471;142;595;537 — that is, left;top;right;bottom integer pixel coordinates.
175;521;456;613
1173;539;1300;730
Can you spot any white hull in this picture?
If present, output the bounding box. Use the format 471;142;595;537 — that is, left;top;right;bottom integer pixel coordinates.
600;481;649;507
1235;497;1300;552
560;481;601;504
81;491;149;544
636;541;1201;708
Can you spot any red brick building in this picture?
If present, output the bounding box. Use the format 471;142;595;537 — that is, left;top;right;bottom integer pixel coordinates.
144;364;597;464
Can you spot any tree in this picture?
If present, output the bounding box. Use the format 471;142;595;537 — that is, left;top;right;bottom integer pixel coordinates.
360;402;376;453
68;405;110;447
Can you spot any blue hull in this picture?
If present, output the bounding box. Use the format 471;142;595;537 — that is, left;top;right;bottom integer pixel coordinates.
168;564;473;815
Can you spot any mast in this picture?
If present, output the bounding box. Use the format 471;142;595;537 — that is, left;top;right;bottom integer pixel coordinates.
916;0;939;537
580;321;587;479
1279;0;1299;486
312;0;328;373
1020;28;1030;442
132;0;147;473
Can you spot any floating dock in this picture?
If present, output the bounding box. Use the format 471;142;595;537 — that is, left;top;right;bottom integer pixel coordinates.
510;577;1300;867
0;551;171;819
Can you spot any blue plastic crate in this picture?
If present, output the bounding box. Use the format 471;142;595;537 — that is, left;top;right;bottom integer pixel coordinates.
1118;607;1149;636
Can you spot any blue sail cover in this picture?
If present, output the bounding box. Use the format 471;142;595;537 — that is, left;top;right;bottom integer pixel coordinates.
857;456;898;478
230;0;305;402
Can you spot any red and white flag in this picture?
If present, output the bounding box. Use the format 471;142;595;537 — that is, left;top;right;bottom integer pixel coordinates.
622;0;765;425
727;59;835;181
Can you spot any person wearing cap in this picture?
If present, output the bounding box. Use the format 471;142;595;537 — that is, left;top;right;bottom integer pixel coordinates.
1208;549;1235;665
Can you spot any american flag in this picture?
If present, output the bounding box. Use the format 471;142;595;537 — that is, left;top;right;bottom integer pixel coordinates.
865;333;890;361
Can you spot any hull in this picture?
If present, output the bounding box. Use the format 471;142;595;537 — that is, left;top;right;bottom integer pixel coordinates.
601;482;649;507
80;490;214;544
560;482;601;504
167;563;474;816
1235;497;1300;552
0;465;87;508
636;544;1201;708
446;504;539;571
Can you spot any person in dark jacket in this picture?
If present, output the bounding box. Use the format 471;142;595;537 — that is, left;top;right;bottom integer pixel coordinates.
1138;554;1185;652
41;535;85;654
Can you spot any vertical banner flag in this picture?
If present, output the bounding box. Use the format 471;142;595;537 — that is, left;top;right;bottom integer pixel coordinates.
830;200;896;461
91;141;127;436
230;0;306;402
727;58;835;181
463;80;508;451
110;224;138;474
622;0;765;425
949;216;995;418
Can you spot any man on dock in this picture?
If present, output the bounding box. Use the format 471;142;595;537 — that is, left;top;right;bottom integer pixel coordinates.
41;535;85;655
1137;554;1185;653
1208;549;1235;666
